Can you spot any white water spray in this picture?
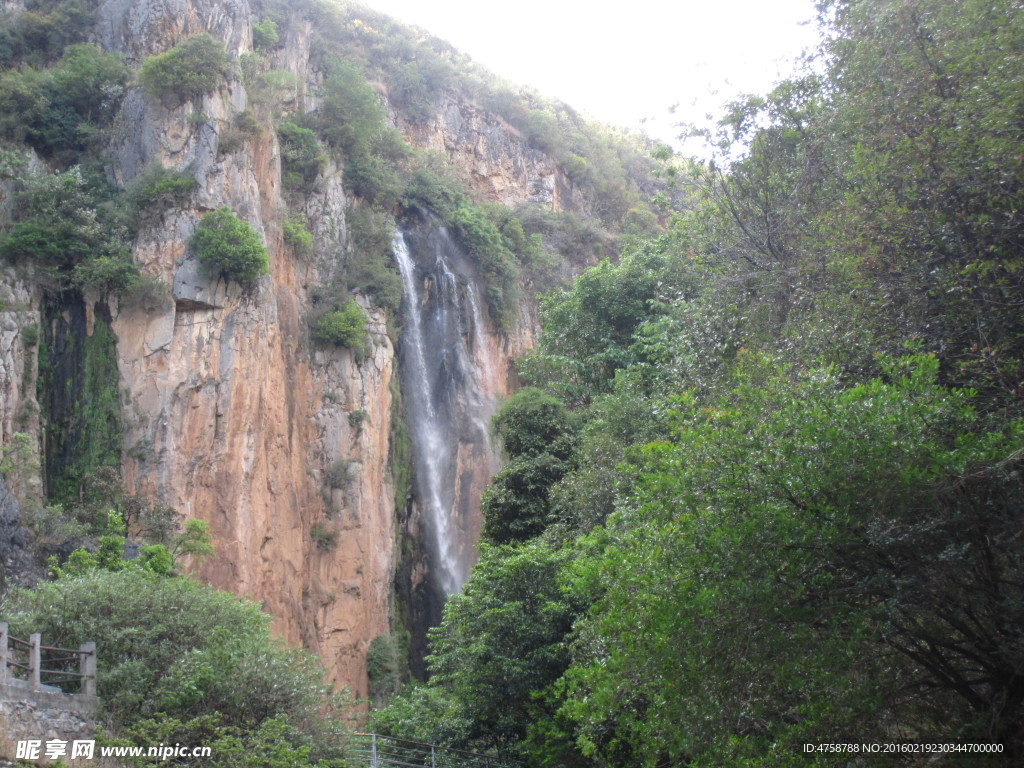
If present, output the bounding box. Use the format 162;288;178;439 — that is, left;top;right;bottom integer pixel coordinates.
393;219;499;595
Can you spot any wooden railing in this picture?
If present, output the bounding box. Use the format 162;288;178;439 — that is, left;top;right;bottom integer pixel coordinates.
0;623;96;697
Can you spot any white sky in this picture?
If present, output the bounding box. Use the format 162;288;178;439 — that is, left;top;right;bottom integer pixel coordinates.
356;0;823;150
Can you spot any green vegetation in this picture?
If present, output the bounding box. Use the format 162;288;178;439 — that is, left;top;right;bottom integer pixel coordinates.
278;121;327;193
0;170;133;282
0;41;128;159
38;301;124;508
252;18;279;51
373;0;1024;765
0;168;139;293
281;212;314;258
481;388;577;545
0;0;101;66
0;43;129;157
189;206;269;286
366;634;403;708
126;164;198;217
0;568;349;763
138;34;230;106
323;459;352;490
311;300;368;353
10;0;1021;764
344;204;403;314
312;58;409;205
309;521;338;551
218;110;263;156
347;409;368;433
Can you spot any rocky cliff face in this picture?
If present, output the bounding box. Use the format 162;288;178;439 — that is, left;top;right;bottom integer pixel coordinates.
97;0;400;694
396;97;590;214
0;0;569;695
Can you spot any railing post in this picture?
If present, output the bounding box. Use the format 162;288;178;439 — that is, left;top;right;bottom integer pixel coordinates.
29;632;41;691
0;622;8;685
80;641;96;696
370;733;378;768
431;744;436;768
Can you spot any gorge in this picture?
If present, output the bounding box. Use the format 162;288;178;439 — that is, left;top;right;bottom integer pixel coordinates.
4;0;1024;764
0;0;628;700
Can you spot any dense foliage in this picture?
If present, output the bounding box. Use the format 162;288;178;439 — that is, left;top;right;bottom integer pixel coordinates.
311;299;368;353
189;206;269;286
373;1;1024;766
0;43;129;158
138;33;230;106
0;167;138;293
4;0;1021;764
0;568;349;765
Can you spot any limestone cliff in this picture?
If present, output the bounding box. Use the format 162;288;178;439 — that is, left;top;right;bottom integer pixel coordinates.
0;0;579;696
98;0;391;695
396;96;590;215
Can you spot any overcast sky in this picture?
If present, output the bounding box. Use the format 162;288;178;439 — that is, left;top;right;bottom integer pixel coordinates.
357;0;822;148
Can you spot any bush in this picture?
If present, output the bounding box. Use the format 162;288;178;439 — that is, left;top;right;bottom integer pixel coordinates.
345;205;402;313
20;323;40;347
0;68;50;144
281;212;314;259
324;459;351;490
316;59;384;158
139;34;230;106
127;164;198;214
252;18;279;51
70;252;139;293
347;409;368;433
50;44;129;126
120;274;172;313
0;569;337;731
235;109;262;138
278;121;326;192
311;300;367;353
309;521;338;552
0;167;138;293
404;162;465;220
450;204;520;329
189;207;268;285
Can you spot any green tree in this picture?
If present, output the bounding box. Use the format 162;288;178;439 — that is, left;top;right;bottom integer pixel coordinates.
375;538;587;760
277;121;326;192
189;206;268;285
0;167;137;293
492;387;574;459
252;18;279;51
481;453;568;545
0;568;347;747
139;34;230;106
311;300;368;353
562;356;1024;765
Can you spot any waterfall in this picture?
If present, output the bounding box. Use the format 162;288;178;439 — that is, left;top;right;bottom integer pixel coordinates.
393;213;500;596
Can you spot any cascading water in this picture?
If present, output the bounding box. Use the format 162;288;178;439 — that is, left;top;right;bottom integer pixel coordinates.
393;211;500;597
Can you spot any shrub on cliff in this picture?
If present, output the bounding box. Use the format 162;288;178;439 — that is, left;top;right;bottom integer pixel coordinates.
252;18;279;52
311;300;368;354
281;212;314;259
127;164;198;217
139;34;230;106
0;167;139;294
278;121;326;192
189;206;268;286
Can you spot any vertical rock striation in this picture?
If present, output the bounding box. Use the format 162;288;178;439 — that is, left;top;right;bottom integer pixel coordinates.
0;0;558;694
